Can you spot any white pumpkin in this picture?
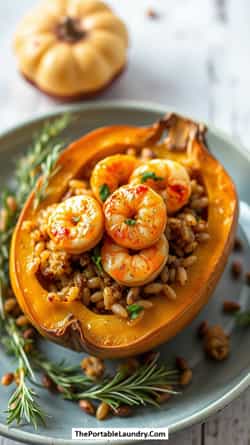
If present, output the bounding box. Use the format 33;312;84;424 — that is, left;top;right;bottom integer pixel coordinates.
14;0;128;99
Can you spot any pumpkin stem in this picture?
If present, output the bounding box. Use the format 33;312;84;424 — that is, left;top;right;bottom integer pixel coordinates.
56;17;87;43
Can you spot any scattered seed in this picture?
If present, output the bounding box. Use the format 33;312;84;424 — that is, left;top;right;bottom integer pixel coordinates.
231;260;242;279
114;405;133;417
4;298;17;314
90;291;103;303
143;282;163;294
197;320;209;338
176;356;189;371
176;266;187;286
136;299;153;309
233;238;243;252
87;277;102;289
16;315;29;327
146;8;158;19
96;402;110;420
79;399;95;416
155;386;173;403
126;287;140;305
1;372;14;386
6;196;17;212
42;374;54;391
111;303;128;319
179;369;192;386
182;255;197;268
81;356;104;379
162;284;176;300
204;325;230;361
23;328;36;340
223;300;241;313
160;266;169;283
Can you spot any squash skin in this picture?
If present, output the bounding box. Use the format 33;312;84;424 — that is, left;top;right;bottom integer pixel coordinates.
10;114;238;358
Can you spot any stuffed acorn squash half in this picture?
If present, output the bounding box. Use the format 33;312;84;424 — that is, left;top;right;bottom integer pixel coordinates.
10;113;238;358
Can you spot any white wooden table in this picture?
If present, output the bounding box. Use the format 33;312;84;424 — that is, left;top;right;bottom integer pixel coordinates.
1;0;250;443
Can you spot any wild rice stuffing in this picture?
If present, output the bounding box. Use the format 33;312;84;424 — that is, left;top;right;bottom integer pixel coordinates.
23;149;210;321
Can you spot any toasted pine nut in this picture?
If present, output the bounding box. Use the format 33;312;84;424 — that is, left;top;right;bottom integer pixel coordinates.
126;287;140;305
1;372;14;386
96;402;110;420
16;315;29;327
79;399;95;415
87;277;102;289
136;299;153;309
163;285;176;300
90;291;103;303
111;303;128;319
4;298;17;313
143;283;163;294
176;267;187;286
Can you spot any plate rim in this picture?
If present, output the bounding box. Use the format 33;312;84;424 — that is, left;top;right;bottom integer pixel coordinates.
1;99;250;445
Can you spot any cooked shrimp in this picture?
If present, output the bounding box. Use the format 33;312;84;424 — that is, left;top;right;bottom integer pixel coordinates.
101;235;169;286
90;154;138;203
103;184;167;250
129;159;191;214
47;195;104;254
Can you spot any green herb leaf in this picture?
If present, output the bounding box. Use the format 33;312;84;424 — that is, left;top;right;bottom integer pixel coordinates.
72;215;80;224
99;184;110;202
127;303;144;320
235;310;250;327
91;245;103;272
141;171;163;183
124;218;136;226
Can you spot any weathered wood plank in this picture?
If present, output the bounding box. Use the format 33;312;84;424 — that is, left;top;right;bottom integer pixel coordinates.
204;388;250;445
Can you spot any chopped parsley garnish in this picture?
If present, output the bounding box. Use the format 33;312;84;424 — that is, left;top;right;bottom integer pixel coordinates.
99;184;110;202
127;304;144;320
141;171;163;183
72;215;80;224
91;245;103;273
124;218;136;226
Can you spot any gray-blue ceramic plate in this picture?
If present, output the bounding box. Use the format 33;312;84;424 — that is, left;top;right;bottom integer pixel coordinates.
1;101;250;445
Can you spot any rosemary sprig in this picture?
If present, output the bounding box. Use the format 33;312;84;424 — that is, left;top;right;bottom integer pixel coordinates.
16;113;71;207
69;357;179;409
0;114;72;427
33;143;63;209
0;312;46;428
7;368;46;429
32;354;92;397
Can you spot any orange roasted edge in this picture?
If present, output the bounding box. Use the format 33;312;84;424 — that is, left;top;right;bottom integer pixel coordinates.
10;113;238;358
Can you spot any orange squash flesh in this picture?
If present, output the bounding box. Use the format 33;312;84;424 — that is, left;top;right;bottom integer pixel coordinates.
10;114;238;358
